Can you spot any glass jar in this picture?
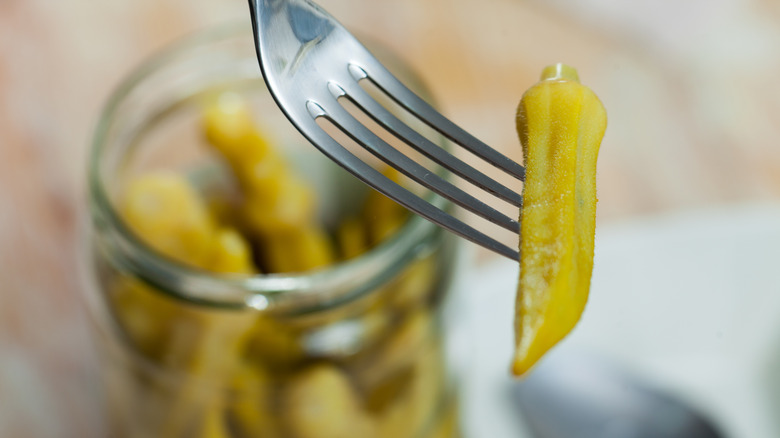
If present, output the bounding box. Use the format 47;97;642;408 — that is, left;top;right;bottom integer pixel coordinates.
84;22;463;438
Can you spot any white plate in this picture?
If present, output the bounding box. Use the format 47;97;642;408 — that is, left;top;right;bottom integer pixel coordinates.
458;203;780;438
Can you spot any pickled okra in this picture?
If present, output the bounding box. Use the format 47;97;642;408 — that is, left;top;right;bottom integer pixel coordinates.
282;365;376;438
204;93;335;273
106;93;455;438
120;172;217;268
513;64;606;376
115;172;259;436
116;173;256;370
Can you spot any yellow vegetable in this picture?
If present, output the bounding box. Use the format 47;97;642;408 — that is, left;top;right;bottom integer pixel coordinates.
120;172;216;268
197;403;231;438
120;171;258;276
282;364;375;438
203;92;265;161
357;310;431;388
111;94;456;436
203;97;317;236
117;172;258;373
261;226;336;274
388;256;437;311
376;337;445;438
244;316;304;369
111;277;179;358
117;171;260;436
227;364;280;438
208;227;256;274
240;176;316;235
337;217;369;260
513;64;606;376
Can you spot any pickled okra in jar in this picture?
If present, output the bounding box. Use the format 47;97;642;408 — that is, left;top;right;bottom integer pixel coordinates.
88;83;460;438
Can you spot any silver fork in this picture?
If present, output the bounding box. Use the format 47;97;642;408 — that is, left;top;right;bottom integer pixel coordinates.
247;0;525;259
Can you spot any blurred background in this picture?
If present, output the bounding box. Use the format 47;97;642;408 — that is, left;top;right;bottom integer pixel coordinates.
1;0;780;436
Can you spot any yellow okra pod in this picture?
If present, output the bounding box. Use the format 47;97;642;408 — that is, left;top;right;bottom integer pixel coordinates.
513;64;606;376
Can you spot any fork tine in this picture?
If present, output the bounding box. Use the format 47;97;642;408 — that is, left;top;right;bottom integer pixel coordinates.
350;63;526;181
320;92;520;234
339;76;523;208
294;103;519;259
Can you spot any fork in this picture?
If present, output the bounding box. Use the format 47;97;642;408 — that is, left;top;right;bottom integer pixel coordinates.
247;0;525;259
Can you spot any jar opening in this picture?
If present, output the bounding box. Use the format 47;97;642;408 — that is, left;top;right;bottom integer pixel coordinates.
88;22;451;315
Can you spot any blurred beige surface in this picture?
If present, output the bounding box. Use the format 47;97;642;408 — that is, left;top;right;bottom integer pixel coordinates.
1;0;779;436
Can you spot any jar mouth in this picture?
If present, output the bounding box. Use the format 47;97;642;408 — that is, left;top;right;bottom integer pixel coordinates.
88;22;449;314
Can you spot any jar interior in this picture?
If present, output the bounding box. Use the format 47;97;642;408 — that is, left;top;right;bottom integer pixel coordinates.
90;22;457;312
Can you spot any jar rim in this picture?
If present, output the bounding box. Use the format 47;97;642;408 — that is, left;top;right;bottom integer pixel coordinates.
88;22;449;314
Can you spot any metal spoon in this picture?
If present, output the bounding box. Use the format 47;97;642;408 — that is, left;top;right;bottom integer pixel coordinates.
512;350;725;438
